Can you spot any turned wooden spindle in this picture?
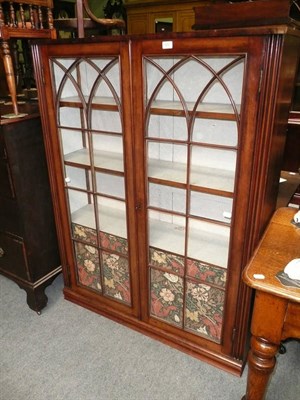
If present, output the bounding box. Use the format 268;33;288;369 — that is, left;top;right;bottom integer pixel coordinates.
9;1;17;27
47;6;53;30
1;40;19;115
0;4;4;27
38;5;43;29
20;3;26;28
0;1;57;116
29;4;34;28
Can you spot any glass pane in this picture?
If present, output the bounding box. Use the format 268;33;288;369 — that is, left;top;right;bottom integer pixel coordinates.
92;133;124;172
149;183;186;213
185;280;224;342
102;251;131;305
190;146;236;192
190;191;233;223
145;57;181;103
100;231;128;255
96;172;125;199
149;210;185;255
52;58;76;93
150;268;183;327
188;219;230;268
59;107;86;129
146;56;244;107
74;241;101;292
148;142;187;183
192;118;238;147
60;128;89;159
149;248;185;276
97;196;127;239
92;58;121;98
68;189;96;230
65;166;92;191
148;115;188;141
91;109;122;133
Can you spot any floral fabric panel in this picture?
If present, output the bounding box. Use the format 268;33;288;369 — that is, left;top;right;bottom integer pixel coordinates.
102;251;131;305
149;247;185;276
100;231;128;255
72;223;97;245
185;281;225;343
150;268;184;327
74;241;102;292
187;259;227;288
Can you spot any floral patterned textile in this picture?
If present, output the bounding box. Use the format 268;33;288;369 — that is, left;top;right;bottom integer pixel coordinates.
150;268;184;327
187;259;227;288
71;223;128;255
72;222;131;305
100;231;128;255
102;251;131;305
149;248;226;343
149;247;185;276
185;281;224;342
72;223;97;245
74;241;102;292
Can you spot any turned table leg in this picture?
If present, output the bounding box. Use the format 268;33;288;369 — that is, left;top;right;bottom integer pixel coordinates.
242;291;288;400
243;336;278;400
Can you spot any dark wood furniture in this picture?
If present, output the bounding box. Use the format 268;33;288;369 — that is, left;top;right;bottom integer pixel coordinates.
282;112;300;174
242;207;300;400
0;1;57;117
0;103;61;313
31;21;299;374
193;0;298;30
277;171;300;208
53;0;125;38
124;0;212;34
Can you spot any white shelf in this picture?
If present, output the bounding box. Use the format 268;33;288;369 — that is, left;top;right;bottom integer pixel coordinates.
65;148;124;172
72;204;127;239
190;166;235;192
188;225;229;268
149;219;185;255
148;158;235;192
149;218;229;268
60;96;119;109
148;159;187;183
150;100;240;118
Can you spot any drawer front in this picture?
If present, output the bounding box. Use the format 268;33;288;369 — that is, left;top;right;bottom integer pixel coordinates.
0;232;29;281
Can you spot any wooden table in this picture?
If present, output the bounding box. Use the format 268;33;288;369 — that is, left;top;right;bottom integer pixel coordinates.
242;207;300;400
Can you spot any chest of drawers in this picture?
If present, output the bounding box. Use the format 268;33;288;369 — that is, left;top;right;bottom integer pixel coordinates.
0;110;61;313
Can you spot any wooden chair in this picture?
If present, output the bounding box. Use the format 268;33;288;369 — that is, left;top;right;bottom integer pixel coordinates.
54;0;126;39
0;0;56;117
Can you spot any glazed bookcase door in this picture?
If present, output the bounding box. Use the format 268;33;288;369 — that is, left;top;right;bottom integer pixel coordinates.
134;37;263;348
37;42;139;316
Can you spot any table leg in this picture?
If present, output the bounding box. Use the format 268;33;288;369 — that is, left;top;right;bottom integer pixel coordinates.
243;336;278;400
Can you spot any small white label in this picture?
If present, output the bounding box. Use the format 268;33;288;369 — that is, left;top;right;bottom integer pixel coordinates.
65;177;71;183
162;41;173;50
253;274;265;280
